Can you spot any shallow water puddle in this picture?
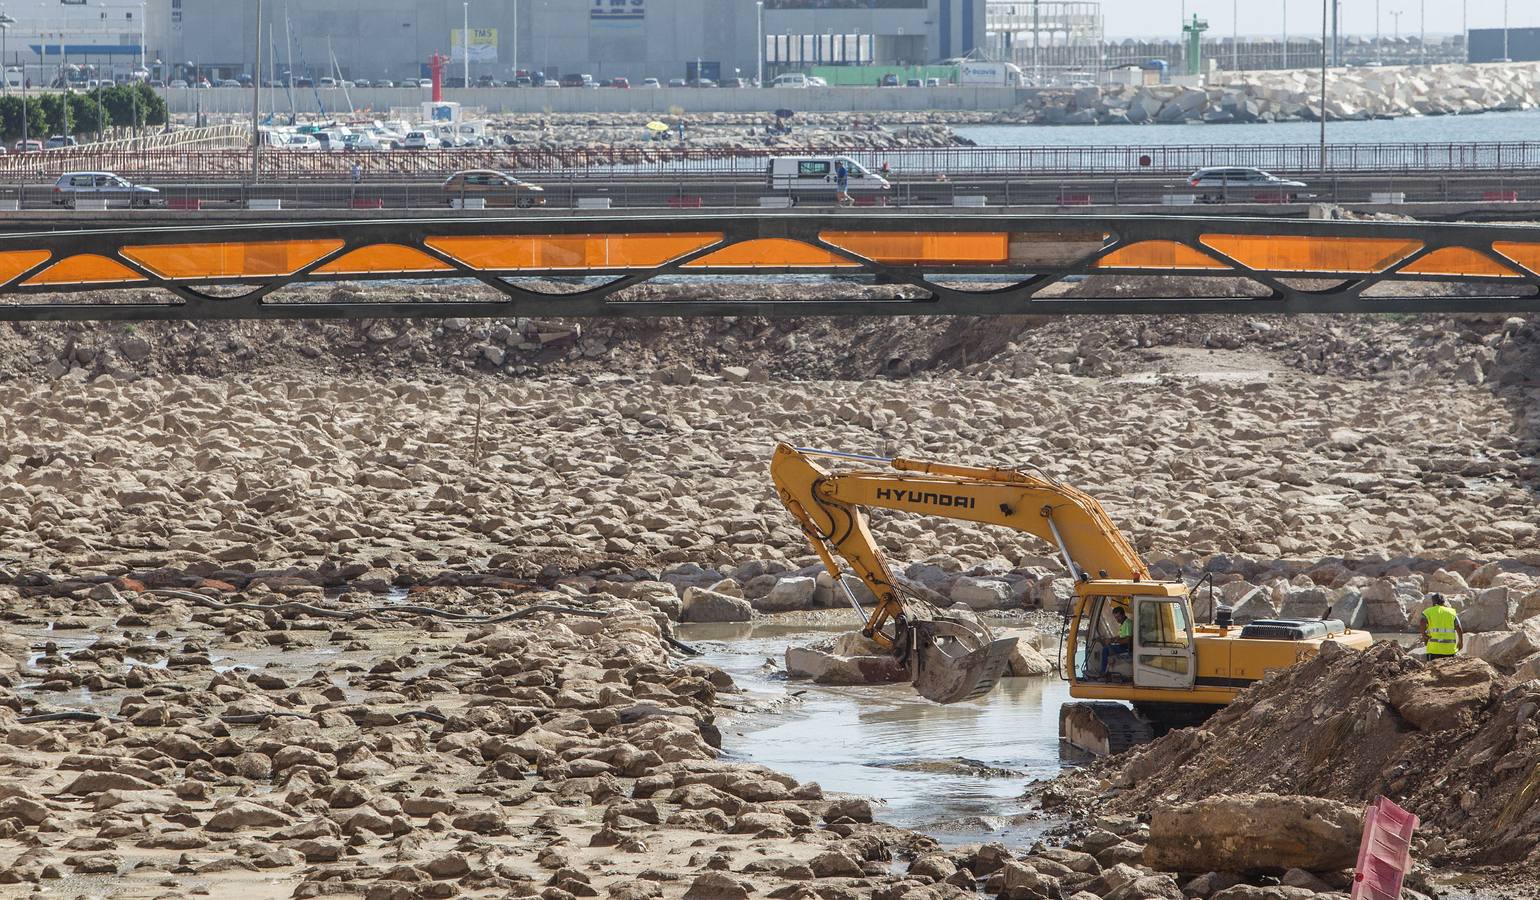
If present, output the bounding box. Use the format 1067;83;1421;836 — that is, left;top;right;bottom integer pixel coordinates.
682;621;1071;848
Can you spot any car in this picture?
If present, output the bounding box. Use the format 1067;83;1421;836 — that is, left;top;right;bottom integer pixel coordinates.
640;77;661;88
687;78;715;88
273;133;322;150
513;76;533;87
339;133;383;151
295;77;315;88
609;77;630;88
318;77;338;88
559;73;586;88
476;75;498;87
52;172;160;209
168;78;188;88
1187;167;1307;202
399;130;440;150
236;74;253;86
880;73;900;87
353;78;373;88
772;73;810;88
217;79;242;87
719;77;748;88
444;76;466;88
905;78;923;87
12;140;42;153
925;77;941;87
442;170;546;208
376;79;396;88
667;77;687;88
45;135;77;149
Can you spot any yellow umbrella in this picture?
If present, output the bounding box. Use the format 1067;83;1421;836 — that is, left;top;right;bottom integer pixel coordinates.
645;121;670;132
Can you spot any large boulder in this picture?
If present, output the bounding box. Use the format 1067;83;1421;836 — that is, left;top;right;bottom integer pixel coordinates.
950;576;1014;611
1361;579;1421;631
1144;793;1362;873
755;576;817;613
679;588;752;623
1386;657;1498;730
1465;620;1540;669
1460;587;1515;633
784;634;905;686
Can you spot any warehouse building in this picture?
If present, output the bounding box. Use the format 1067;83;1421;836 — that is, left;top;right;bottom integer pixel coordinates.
150;0;985;85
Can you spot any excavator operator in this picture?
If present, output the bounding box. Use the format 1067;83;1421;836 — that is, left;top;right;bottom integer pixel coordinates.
1100;606;1133;676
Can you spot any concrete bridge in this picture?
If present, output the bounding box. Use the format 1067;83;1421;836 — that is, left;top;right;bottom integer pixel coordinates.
1;211;1538;321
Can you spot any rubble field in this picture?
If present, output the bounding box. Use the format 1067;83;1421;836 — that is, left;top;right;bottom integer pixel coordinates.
1;306;1538;899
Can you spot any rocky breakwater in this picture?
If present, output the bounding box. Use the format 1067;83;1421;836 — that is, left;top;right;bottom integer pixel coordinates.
484;111;964;150
1023;61;1540;125
0;581;976;898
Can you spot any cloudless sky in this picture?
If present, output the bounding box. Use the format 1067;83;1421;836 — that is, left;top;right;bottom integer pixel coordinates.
1101;0;1535;40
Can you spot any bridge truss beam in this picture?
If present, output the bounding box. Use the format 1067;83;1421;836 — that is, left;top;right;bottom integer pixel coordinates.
1;213;1538;320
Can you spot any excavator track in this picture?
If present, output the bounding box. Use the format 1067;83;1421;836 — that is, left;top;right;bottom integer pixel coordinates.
1059;701;1156;757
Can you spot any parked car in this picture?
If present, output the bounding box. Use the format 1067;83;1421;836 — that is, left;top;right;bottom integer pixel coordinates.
168;79;189;88
687;78;715;88
905;78;923;87
318;77;337;88
353;78;373;88
641;77;661;88
880;73;900;87
339;132;383;151
1188;167;1307;202
719;77;748;88
772;73;810;88
667;77;687;88
217;79;242;87
399;130;440;150
52;171;160;209
416;78;433;88
45;135;77;149
476;75;498;87
295;77;315;88
559;73;586;88
12;140;42;153
444;76;466;88
273;133;322;150
376;79;396;88
608;76;630;88
442;170;546;208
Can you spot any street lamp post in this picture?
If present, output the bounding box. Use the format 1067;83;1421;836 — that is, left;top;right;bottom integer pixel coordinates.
252;0;262;185
0;13;13;96
139;1;146;72
1419;0;1424;64
512;0;517;81
1282;0;1287;68
1503;0;1510;61
1319;0;1327;174
756;0;763;87
1232;0;1239;71
462;1;469;88
1376;0;1382;64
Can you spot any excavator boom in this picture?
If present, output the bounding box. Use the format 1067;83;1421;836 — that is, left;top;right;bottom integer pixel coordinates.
770;443;1149;703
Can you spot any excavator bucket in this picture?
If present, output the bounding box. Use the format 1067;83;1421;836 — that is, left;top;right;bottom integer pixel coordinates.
907;617;1018;704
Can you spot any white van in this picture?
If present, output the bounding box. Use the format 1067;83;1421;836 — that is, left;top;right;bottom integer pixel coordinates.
767;156;890;201
772;73;811;89
3;68;22;91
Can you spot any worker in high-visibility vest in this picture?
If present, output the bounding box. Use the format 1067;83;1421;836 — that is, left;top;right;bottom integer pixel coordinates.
1421;593;1464;658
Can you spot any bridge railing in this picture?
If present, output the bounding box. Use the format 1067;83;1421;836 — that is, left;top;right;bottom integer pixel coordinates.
1;141;1540;180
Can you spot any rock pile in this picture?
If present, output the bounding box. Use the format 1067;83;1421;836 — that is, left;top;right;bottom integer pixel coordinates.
1047;640;1540;872
1021;61;1540;125
0;584;961;897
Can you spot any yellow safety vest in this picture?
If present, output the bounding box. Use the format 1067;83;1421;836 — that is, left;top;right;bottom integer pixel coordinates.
1424;605;1460;656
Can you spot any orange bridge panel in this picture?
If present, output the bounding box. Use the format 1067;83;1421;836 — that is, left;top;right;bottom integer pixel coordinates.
426;233;720;270
684;238;858;268
1493;241;1540;274
314;244;455;275
0;251;52;286
122;240;344;279
821;232;1010;265
1399;247;1520;278
23;254;147;286
1201;234;1422;273
1096;241;1229;270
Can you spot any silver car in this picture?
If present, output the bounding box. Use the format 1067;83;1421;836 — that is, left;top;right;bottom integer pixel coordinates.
1188;167;1307;203
52;172;160;209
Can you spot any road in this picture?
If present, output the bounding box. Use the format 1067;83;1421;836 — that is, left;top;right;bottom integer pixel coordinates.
5;172;1540;214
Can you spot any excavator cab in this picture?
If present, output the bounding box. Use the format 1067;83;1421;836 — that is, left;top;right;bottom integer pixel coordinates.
1067;586;1195;692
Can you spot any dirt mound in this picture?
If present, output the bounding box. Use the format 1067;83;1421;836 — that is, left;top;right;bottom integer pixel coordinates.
1057;641;1540;867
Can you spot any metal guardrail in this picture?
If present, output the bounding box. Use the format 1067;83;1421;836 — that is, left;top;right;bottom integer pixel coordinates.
1;212;1539;319
2;141;1540;179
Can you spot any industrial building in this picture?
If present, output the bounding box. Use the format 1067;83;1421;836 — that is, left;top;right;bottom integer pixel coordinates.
123;0;984;86
1468;27;1540;63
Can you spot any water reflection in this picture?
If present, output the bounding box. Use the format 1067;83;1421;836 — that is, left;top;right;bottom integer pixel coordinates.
683;621;1069;847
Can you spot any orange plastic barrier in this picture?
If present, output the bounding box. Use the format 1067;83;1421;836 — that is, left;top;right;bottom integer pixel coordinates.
426;233;720;270
822;231;1010;265
122;240;344;280
1096;241;1228;270
1201;234;1422;273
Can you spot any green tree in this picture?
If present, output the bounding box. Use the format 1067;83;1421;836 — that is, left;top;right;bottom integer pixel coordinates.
0;96;48;144
36;92;71;138
134;82;168;127
67;91;109;137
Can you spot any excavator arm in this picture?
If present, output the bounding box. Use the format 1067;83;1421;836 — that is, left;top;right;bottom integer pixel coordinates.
771;443;1150;703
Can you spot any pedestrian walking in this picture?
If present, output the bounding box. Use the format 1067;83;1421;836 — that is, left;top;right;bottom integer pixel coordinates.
835;160;852;206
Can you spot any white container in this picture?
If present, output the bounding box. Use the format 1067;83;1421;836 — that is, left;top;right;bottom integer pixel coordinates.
758;196;793;208
1161;194;1197;206
575;197;612;209
0;200;19;211
247;198;283;210
450;198;488;209
953;194;988;207
74;198;110;211
1370;192;1406;204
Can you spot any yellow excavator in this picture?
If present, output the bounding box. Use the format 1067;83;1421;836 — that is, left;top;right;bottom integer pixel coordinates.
771;443;1372;754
